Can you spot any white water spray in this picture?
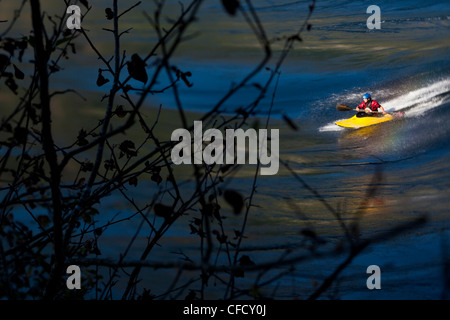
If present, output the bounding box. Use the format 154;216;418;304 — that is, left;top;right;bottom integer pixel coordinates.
382;78;450;116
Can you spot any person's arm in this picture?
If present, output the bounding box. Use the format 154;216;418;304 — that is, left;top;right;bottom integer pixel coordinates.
378;105;386;115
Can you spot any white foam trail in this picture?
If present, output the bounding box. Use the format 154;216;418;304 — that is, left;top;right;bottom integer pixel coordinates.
319;121;345;132
382;78;450;116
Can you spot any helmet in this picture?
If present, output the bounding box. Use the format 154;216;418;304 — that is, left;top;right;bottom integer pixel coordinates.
363;93;371;99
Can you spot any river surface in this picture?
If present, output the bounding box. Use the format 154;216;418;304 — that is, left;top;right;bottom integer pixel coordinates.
1;0;450;300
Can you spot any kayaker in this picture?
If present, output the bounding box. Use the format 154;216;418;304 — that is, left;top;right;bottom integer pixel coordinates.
356;93;387;115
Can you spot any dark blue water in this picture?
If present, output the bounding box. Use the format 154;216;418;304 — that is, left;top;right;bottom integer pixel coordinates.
3;0;449;300
149;0;450;299
144;0;450;133
68;0;450;299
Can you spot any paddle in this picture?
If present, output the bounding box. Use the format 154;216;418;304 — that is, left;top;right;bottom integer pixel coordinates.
336;104;381;114
336;104;354;111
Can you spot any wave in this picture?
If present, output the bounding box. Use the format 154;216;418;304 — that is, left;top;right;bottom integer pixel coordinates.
382;78;450;116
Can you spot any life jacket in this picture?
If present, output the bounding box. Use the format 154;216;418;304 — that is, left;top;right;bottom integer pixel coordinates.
358;99;381;111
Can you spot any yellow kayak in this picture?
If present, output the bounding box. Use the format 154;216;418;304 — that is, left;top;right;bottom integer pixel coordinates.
335;113;395;129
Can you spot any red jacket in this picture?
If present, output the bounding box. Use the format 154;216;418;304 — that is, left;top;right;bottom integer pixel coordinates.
358;99;381;111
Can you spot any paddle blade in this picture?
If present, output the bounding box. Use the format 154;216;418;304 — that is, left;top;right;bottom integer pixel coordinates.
336;104;352;111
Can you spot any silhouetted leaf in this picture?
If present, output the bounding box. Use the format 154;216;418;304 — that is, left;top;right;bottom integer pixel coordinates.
189;224;199;235
127;53;147;83
129;176;138;187
172;67;193;87
123;84;132;93
221;0;240;16
69;43;76;54
288;35;302;42
180;71;193;87
37;215;51;227
233;268;244;278
104;159;116;171
235;107;249;118
252;83;263;90
151;172;162;185
81;161;93;172
83;239;93;250
77;178;86;189
201;202;221;221
234;255;255;278
154;203;172;219
91;245;101;256
77;129;89;146
13;64;24;80
14;127;28;144
213;230;227;244
2;38;16;56
63;29;72;37
220;164;234;174
140;288;155;301
300;228;317;239
223;189;244;214
119;140;137;158
239;255;255;266
115;105;127;118
96;70;109;87
80;0;90;9
0;54;9;72
233;229;247;240
105;8;113;20
81;208;99;223
26;35;35;48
